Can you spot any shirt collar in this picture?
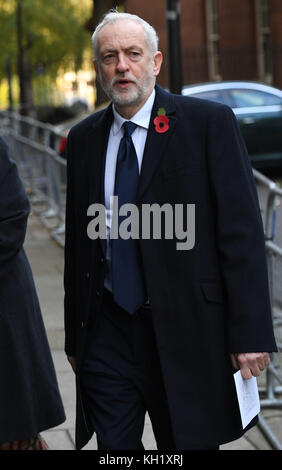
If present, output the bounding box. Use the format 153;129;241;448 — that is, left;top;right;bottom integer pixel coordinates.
112;88;155;136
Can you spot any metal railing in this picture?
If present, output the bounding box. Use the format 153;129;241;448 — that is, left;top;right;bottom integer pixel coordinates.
1;110;282;448
253;169;282;449
0;110;67;247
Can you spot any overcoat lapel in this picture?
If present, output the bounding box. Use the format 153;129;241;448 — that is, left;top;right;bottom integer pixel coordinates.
87;104;113;255
87;104;113;206
137;85;177;202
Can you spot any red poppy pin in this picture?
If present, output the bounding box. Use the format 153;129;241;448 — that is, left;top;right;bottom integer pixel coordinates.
153;107;169;134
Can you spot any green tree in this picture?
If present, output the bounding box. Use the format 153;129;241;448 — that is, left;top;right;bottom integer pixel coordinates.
0;1;17;109
0;0;92;114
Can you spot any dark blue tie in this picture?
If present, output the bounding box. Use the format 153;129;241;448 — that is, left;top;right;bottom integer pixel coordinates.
111;121;146;314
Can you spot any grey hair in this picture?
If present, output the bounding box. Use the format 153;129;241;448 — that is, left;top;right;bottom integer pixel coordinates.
91;9;159;59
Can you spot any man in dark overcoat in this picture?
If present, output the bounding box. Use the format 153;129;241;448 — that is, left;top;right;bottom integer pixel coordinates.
0;136;65;447
64;11;277;450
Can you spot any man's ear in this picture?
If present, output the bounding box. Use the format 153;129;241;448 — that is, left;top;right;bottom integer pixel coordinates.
153;51;163;77
93;59;101;85
93;59;99;75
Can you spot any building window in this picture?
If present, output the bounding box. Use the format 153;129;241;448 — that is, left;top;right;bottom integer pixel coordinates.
256;0;273;84
205;0;221;81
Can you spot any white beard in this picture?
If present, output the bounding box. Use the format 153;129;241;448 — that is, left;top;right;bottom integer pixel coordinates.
98;68;154;108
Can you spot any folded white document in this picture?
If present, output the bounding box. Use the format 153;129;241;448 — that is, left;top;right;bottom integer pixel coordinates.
233;370;261;429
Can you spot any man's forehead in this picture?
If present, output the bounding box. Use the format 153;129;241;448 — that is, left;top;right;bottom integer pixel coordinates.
98;19;147;50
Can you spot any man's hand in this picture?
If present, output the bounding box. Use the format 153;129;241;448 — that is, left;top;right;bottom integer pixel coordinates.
230;352;270;379
67;355;77;373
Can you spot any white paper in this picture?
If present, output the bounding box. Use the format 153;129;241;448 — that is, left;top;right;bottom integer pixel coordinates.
233;370;261;429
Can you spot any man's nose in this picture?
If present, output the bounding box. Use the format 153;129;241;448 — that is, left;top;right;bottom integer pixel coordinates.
116;53;129;73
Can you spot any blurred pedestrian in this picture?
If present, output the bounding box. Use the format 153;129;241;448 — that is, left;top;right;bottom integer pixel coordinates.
0;136;65;450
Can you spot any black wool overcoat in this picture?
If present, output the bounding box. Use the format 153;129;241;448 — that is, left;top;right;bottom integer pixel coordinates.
64;85;277;449
0;137;65;442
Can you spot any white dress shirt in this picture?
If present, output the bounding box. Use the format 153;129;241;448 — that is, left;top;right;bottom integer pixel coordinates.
104;88;155;291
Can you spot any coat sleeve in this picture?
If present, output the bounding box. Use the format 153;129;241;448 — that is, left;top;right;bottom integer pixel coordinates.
64;131;77;357
206;104;277;353
0;137;30;279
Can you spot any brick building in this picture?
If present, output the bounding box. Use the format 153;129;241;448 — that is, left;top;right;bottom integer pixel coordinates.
122;0;282;90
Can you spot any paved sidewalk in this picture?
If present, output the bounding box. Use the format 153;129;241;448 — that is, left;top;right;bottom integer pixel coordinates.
24;211;282;451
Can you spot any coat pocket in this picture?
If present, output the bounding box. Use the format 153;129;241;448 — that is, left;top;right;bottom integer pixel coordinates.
200;282;225;304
